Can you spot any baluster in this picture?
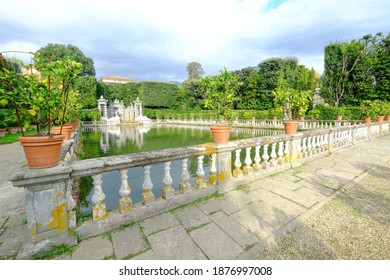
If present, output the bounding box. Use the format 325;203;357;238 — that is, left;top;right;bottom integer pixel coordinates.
162;161;175;199
301;137;307;158
142;165;154;205
195;155;207;189
318;135;323;152
91;174;107;221
312;136;317;153
297;138;303;159
209;153;217;185
307;136;312;156
179;158;191;193
233;149;243;177
270;143;277;166
277;141;284;164
119;169;133;212
243;147;253;175
262;144;270;168
284;140;290;163
324;133;329;150
253;145;261;171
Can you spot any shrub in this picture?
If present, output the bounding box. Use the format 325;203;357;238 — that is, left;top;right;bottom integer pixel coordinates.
80;109;101;121
139;81;179;109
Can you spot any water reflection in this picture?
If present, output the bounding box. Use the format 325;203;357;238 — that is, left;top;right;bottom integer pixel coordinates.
78;124;283;213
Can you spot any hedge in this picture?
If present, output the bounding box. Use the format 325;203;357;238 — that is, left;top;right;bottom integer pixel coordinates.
139;81;179;109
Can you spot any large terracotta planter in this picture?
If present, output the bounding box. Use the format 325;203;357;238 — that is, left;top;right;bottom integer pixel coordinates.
0;128;6;137
8;127;18;134
363;117;372;124
377;116;385;123
385;115;390;121
19;134;65;169
210;126;231;144
336;115;342;120
52;125;73;140
283;120;299;135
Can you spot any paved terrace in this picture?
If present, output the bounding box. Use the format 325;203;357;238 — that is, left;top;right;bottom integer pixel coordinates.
0;133;389;260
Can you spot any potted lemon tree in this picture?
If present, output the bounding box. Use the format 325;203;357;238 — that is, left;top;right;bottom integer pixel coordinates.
0;51;81;168
200;68;242;144
272;79;312;134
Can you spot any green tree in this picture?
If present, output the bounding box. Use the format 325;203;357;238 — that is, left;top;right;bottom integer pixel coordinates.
37;43;95;76
372;33;390;101
186;61;205;80
180;79;204;110
322;33;382;106
74;76;98;109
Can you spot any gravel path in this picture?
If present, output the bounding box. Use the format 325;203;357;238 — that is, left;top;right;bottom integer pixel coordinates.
255;158;390;260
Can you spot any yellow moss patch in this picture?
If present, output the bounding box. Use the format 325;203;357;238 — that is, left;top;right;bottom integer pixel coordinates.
47;202;67;233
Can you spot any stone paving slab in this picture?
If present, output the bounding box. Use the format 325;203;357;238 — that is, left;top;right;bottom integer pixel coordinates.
210;211;259;248
174;205;211;230
300;180;335;196
147;225;207;260
197;201;221;215
211;197;242;215
231;208;274;239
189;222;243;259
111;224;149;259
131;249;156;260
140;212;179;236
274;172;303;183
244;201;295;229
262;177;301;192
224;190;257;206
252;188;307;216
71;236;113;260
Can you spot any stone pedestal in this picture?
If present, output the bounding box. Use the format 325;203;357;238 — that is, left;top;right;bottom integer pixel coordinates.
11;168;72;243
213;143;235;193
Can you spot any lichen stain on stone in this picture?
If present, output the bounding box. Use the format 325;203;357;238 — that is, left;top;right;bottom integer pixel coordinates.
93;201;107;221
218;171;231;183
47;202;67;233
30;222;42;239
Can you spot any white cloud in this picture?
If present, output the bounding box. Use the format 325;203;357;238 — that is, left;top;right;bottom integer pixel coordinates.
1;0;389;81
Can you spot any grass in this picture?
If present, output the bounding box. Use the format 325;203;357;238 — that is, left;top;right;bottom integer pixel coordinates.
0;129;37;145
32;244;76;260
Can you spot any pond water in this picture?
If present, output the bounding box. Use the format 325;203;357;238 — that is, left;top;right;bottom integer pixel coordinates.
77;124;282;213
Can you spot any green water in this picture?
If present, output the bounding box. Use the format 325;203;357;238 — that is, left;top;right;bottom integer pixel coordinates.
78;124;281;213
79;124;275;158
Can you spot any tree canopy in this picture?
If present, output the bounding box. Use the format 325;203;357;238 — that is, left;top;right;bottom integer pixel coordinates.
37;44;96;76
322;32;389;106
186;61;205;81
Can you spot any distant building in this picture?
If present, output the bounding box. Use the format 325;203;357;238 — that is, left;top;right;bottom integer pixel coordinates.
101;76;136;84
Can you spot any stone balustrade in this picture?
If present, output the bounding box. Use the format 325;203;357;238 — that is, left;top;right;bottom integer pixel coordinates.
10;121;389;257
158;118;363;130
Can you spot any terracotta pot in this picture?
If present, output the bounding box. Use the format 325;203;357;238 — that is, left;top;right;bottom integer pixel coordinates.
52;125;73;140
299;116;305;120
8;127;18;134
336;115;342;120
210;126;231;144
0;128;6;137
377;116;385;123
283;120;299;135
18;134;65;169
273;116;277;120
385;115;390;121
363;117;372;124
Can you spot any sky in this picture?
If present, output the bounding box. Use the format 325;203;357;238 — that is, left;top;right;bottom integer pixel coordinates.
0;0;389;83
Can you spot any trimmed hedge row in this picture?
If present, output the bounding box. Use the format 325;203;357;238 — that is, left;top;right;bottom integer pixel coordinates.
139;81;179;109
